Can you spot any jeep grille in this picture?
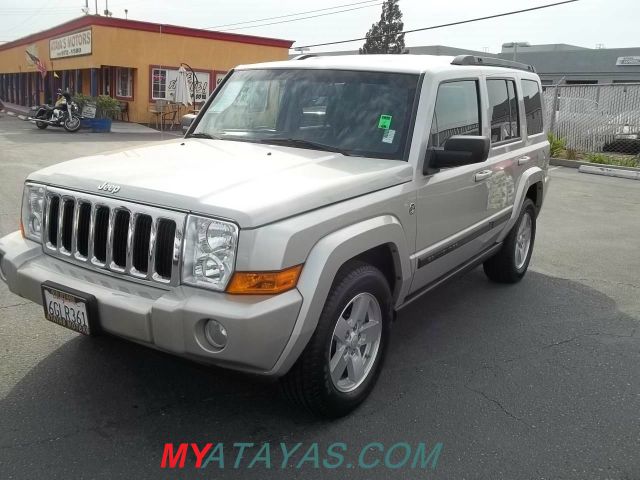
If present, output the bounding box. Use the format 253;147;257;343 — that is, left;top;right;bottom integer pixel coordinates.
42;187;185;287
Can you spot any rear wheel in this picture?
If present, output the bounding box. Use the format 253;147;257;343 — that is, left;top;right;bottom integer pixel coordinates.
35;121;48;129
280;261;392;418
483;198;536;283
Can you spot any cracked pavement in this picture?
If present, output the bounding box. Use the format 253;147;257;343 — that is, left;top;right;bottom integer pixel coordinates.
1;115;640;479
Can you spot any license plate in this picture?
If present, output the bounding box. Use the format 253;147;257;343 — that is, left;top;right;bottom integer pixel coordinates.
41;283;96;335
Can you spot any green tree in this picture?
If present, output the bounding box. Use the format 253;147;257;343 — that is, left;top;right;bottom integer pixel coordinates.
359;0;406;54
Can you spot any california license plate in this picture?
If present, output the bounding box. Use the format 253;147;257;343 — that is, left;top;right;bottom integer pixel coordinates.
41;282;95;335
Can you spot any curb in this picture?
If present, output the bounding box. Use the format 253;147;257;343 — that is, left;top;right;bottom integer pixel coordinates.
1;105;31;117
550;157;640;173
578;164;640;181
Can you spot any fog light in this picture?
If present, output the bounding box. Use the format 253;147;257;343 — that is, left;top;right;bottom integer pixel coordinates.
204;319;228;349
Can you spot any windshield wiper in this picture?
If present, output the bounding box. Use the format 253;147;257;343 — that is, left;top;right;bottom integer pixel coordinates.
260;138;351;156
188;132;219;139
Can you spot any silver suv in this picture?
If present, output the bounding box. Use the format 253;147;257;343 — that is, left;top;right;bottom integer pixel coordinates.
0;54;549;417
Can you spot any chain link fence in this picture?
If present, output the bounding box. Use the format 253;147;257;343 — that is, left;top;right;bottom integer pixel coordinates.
543;84;640;166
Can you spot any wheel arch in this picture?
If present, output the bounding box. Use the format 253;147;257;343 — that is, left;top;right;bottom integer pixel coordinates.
497;167;546;242
268;215;412;376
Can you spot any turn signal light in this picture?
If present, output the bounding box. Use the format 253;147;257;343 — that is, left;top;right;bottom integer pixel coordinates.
226;265;303;295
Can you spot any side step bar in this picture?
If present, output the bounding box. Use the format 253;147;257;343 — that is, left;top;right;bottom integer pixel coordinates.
399;242;503;310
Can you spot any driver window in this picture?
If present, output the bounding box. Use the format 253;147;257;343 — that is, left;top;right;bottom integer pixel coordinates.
430;80;480;148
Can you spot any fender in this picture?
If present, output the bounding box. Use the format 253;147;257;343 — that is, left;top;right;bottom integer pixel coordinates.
497;166;547;242
267;215;412;376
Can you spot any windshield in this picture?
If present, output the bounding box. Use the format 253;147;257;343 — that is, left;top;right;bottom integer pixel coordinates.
191;68;419;160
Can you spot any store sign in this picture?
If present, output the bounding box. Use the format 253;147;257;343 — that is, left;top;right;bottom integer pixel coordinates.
82;103;97;119
616;56;640;66
49;29;92;59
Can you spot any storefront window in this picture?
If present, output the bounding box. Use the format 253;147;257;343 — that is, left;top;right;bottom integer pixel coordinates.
116;67;133;98
152;68;167;100
151;67;210;101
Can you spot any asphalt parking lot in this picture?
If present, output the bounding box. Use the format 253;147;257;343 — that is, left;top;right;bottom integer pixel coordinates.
1;114;639;479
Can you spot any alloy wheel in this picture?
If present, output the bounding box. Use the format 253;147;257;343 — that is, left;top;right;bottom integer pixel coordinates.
515;212;532;270
329;292;383;393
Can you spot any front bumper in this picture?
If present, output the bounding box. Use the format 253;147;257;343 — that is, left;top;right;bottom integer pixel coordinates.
0;231;303;375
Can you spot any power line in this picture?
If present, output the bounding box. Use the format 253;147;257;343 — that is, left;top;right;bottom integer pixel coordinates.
204;0;379;30
294;0;579;49
3;0;61;37
218;3;384;32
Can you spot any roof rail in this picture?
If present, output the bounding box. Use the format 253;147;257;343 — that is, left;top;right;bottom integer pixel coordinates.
451;55;536;73
292;54;319;60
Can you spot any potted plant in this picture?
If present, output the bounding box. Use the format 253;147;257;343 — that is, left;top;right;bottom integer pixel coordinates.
92;95;120;133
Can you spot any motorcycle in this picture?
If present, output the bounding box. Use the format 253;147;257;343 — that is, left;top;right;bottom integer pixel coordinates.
29;101;82;133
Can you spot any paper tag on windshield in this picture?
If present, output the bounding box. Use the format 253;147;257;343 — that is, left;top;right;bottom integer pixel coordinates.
382;129;396;144
378;114;392;129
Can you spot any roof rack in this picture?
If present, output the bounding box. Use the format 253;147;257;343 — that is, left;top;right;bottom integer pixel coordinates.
451;55;536;73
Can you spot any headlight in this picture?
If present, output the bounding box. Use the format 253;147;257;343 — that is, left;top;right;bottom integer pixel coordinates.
21;183;45;242
182;215;238;291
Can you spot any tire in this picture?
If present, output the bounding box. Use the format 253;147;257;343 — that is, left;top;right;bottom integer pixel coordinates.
280;261;392;418
483;199;536;283
63;116;81;133
35;121;48;129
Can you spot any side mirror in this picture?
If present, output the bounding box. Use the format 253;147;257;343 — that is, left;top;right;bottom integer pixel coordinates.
424;135;490;173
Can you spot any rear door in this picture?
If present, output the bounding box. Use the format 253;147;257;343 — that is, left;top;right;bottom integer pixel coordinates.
473;75;526;250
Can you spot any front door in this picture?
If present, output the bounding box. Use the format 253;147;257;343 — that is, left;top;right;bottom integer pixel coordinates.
410;79;493;293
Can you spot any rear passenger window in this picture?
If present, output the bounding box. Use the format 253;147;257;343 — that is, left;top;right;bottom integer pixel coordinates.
487;79;520;143
522;79;544;135
430;80;480;148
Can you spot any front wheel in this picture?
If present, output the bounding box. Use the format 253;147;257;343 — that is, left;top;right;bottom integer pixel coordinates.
35;121;48;129
483;198;537;283
63;115;81;132
280;261;392;418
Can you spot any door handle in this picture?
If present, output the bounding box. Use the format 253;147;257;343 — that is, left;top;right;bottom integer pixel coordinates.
518;155;531;165
474;170;493;182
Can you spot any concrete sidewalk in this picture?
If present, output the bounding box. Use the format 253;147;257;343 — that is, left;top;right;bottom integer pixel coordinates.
1;100;169;135
0;100;30;118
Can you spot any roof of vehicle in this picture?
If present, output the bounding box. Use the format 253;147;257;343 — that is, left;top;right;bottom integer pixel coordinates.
238;54;539;77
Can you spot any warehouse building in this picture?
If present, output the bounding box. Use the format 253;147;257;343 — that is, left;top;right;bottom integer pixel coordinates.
0;16;293;123
299;43;640;85
497;43;640;85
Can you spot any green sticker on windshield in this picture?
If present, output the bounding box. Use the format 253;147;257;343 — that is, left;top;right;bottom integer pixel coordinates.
378;114;392;129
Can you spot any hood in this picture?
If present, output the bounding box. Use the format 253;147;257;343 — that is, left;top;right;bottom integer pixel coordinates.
28;139;414;228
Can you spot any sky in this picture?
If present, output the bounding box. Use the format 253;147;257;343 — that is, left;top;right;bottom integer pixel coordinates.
0;0;637;53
